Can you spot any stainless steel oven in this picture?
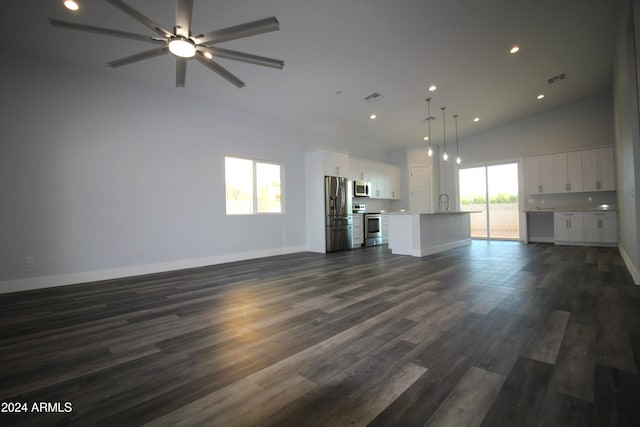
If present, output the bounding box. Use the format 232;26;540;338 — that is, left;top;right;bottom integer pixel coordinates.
364;213;382;246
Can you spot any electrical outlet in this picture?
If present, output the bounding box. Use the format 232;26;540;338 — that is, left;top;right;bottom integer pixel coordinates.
24;256;35;268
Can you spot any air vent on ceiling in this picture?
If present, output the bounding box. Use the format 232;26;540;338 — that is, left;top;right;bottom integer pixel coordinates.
548;73;567;84
364;92;383;103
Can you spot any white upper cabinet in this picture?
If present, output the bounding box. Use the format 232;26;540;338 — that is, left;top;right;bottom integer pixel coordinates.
321;150;349;177
553;151;583;193
526;155;554;195
349;158;365;181
527;147;615;195
386;165;401;199
583;147;615;191
350;158;401;199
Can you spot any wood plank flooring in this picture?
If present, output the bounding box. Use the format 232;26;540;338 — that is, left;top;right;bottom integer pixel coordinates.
1;241;640;426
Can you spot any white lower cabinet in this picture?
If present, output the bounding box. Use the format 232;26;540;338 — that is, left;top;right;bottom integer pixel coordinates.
352;214;363;248
553;211;617;246
381;215;389;244
584;211;617;244
554;212;584;243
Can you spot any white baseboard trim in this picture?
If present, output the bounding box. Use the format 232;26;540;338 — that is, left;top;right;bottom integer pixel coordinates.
416;239;472;257
0;246;307;294
618;243;639;285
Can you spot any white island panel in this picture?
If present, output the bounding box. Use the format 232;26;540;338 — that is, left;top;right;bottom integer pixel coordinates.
388;212;472;257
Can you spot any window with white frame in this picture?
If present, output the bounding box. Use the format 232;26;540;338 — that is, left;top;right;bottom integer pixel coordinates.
225;156;282;215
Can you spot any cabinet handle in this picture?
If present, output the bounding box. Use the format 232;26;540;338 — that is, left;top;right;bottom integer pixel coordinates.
566;183;570;191
538;184;542;193
336;166;340;175
596;180;600;190
566;219;570;228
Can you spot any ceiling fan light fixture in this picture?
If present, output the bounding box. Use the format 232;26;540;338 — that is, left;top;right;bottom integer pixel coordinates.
169;37;196;58
203;51;213;60
64;1;79;11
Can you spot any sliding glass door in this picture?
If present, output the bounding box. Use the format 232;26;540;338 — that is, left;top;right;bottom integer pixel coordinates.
459;167;488;238
459;163;519;240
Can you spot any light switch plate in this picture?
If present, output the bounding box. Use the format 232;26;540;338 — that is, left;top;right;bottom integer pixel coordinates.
24;256;34;268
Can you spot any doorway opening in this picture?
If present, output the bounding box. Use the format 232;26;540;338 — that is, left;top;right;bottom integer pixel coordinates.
459;163;519;240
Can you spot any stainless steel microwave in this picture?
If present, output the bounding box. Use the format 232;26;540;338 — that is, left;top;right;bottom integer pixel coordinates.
353;181;371;197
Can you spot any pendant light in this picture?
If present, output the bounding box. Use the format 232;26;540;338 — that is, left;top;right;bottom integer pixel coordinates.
426;97;433;157
441;106;448;161
454;114;461;165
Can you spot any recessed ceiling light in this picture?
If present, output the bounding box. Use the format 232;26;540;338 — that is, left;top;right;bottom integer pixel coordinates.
510;46;520;54
537;94;545;99
473;117;480;122
203;51;213;60
370;114;377;120
428;85;437;92
64;0;79;10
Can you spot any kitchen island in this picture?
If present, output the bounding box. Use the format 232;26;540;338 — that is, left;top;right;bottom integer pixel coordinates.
387;211;473;257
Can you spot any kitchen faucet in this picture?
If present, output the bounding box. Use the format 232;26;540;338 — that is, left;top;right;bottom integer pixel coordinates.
439;193;450;211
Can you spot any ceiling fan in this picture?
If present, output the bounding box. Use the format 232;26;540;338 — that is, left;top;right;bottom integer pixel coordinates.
49;0;284;88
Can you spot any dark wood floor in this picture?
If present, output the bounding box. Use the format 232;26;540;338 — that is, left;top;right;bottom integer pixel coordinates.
1;241;640;426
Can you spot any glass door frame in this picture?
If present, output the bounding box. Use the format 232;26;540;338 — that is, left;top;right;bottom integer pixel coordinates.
456;158;524;241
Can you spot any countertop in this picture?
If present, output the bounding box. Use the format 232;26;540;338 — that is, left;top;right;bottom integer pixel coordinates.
524;205;616;213
384;210;478;215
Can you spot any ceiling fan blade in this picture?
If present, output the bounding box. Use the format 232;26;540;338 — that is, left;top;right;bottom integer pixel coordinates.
175;0;194;37
106;46;169;68
194;17;280;45
200;46;284;69
195;54;245;88
49;19;166;44
105;0;173;38
176;58;187;87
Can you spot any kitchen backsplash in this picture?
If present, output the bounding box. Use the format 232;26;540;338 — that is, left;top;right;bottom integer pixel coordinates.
352;197;393;212
526;191;617;210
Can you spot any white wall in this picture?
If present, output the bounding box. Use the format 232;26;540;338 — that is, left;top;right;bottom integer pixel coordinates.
462;90;616;243
613;0;640;284
458;90;615;164
0;53;312;292
398;90;615;243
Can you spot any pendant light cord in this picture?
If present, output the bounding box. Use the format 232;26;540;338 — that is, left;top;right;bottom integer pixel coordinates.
441;106;447;160
426;97;432;154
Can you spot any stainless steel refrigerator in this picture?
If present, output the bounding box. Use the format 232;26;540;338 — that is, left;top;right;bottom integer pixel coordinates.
325;176;353;252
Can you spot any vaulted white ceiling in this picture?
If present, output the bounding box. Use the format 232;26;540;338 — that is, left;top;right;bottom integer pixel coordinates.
1;0;622;150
